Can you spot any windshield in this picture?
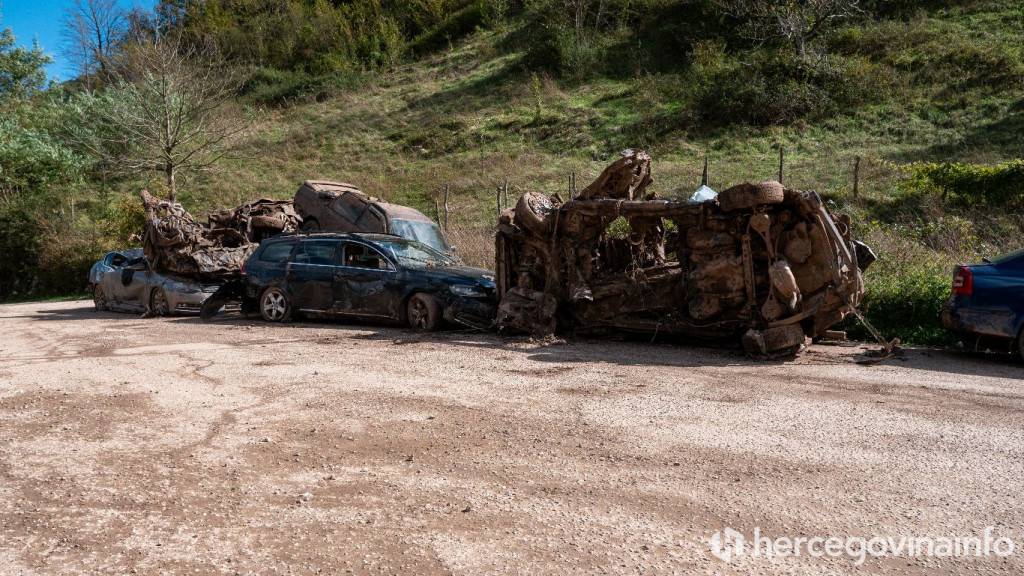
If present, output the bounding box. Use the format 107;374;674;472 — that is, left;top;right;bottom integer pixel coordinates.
376;238;455;268
389;218;451;254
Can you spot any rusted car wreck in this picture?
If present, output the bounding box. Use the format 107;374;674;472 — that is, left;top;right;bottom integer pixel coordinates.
495;151;872;357
139;190;301;281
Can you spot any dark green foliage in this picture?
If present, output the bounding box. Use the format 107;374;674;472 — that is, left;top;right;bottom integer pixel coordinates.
407;2;486;55
846;261;953;346
900;160;1024;207
241;67;365;107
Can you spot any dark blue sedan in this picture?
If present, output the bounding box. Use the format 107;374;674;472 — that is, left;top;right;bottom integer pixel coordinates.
942;248;1024;358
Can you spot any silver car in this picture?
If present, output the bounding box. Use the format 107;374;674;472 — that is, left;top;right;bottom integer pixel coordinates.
88;249;220;315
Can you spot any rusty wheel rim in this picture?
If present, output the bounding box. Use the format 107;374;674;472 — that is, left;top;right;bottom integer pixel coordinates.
409;298;428;329
152;289;169;316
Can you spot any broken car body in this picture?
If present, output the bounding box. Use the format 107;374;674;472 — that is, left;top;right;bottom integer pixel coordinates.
139;190;301;282
495;150;872;356
89;249;220;315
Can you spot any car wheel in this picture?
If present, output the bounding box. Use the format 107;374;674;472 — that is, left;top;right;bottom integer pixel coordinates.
150;288;171;317
93;285;107;311
407;293;441;331
301;218;320;232
260;287;290;322
514;192;556;235
718;181;785;212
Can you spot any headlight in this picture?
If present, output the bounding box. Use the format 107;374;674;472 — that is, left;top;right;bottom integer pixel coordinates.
450;284;486;297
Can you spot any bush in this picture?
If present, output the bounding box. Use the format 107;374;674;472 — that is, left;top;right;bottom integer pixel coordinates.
689;44;883;127
900;160;1024;207
853;261;952;346
241;67;364;107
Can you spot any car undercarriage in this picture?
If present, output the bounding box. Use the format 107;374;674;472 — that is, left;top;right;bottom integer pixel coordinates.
495;150;873;357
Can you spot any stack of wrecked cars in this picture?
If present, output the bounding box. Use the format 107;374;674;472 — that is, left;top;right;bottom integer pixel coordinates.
495;150;874;357
90;191;301;315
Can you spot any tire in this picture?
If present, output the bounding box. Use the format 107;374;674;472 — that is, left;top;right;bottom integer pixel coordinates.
301;218;320;233
93;285;107;311
407;293;442;331
514;192;556;235
260;287;290;322
150;287;171;317
718;181;785;212
251;214;285;231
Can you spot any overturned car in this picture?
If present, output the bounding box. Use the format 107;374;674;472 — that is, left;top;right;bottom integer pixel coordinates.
495;150;873;357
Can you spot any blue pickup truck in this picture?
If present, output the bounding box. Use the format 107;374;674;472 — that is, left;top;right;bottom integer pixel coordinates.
942;248;1024;359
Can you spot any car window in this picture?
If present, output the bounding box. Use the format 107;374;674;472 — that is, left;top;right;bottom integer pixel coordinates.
342;243;392;270
260;242;294;263
294;240;339;265
109;253;127;267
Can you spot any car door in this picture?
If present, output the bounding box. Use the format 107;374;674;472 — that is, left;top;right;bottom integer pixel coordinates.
105;258;148;312
288;239;341;312
336;241;401;319
989;255;1024;336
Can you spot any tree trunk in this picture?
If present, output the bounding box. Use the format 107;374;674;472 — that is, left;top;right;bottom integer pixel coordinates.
166;164;177;202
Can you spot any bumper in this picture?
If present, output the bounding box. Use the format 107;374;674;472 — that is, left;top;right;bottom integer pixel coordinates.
444;297;497;329
167;290;217;314
942;298;1017;340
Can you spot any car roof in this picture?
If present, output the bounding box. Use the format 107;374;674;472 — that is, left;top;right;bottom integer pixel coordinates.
303;180;363;194
265;232;406;244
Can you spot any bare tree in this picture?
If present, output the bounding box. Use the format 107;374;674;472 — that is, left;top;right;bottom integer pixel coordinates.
62;0;126;86
70;34;248;201
717;0;862;61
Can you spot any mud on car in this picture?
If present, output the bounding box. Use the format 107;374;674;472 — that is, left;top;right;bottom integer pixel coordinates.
240;233;496;330
495;150;874;357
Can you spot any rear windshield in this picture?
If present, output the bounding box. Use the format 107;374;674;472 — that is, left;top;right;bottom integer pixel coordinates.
389;219;451;253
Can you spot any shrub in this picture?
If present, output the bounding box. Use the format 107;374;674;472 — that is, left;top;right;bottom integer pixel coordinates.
899;160;1024;207
241;67;364;107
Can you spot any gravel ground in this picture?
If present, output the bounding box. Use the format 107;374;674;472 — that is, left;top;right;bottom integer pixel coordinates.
1;300;1022;575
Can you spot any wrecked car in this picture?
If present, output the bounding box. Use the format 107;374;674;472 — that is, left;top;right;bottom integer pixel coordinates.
293;180;453;255
495;150;872;357
139;190;301;281
240;233;495;329
89;249;220;315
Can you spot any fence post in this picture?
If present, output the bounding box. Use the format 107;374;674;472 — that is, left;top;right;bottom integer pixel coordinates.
701;154;709;187
503;178;509;208
778;146;784;185
434;198;441;224
443;184;450;230
853;156;861;200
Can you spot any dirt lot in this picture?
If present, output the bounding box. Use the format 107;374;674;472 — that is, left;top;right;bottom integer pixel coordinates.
1;300;1022;575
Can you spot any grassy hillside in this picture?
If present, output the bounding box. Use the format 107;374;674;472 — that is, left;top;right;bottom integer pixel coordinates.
7;0;1024;344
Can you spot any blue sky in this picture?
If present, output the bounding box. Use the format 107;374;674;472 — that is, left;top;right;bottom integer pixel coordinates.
2;0;155;80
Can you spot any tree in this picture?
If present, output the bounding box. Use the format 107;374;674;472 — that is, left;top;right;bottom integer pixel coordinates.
717;0;862;62
68;34;247;201
62;0;128;87
0;28;50;99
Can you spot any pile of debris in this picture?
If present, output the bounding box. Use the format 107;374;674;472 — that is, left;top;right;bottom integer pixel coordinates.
495;150;875;357
139;190;301;280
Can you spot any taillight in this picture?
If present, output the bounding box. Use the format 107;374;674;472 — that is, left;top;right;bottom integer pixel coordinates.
240;261;247;275
952;266;973;296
